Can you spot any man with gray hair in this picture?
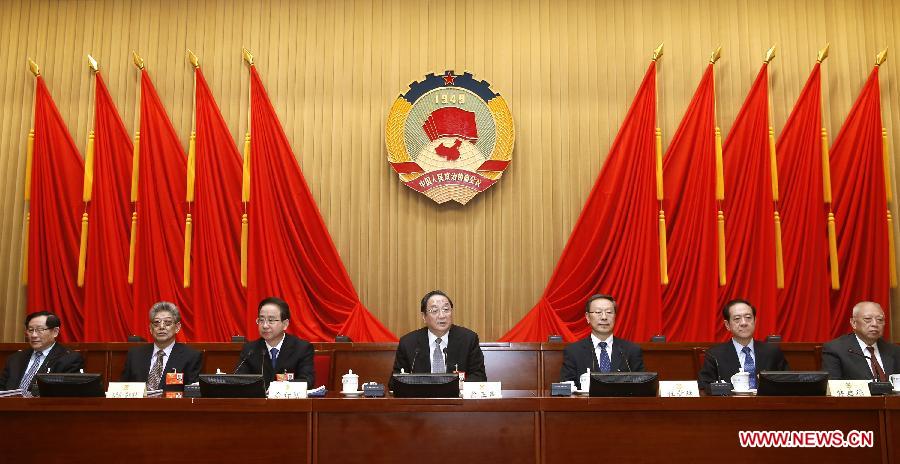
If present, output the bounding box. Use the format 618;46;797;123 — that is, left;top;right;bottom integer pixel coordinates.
821;301;900;381
120;302;203;389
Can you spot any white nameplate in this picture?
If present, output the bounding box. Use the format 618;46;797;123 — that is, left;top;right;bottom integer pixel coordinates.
106;382;147;398
461;381;502;399
827;380;871;397
267;381;308;399
658;380;700;397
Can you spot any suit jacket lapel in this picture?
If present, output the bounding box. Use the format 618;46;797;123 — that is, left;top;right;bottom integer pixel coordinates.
878;339;896;375
725;344;742;375
164;343;181;374
417;329;430;373
581;338;598;372
38;345;65;373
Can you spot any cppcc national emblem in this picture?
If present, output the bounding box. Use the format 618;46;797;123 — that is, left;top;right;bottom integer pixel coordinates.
385;71;515;205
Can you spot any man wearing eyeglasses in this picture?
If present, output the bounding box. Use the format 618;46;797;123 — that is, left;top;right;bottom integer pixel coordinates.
696;299;789;392
559;294;644;390
822;301;900;380
391;290;486;382
120;302;202;389
0;311;83;395
234;297;315;387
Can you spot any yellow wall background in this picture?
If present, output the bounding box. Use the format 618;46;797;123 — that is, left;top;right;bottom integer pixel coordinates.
0;0;898;342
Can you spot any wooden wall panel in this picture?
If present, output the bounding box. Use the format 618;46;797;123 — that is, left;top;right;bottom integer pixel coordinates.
1;0;899;341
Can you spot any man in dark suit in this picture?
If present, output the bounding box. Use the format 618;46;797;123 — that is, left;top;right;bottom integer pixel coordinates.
120;302;202;389
697;299;789;391
0;311;84;396
391;290;486;383
822;301;900;380
559;294;645;390
235;297;315;387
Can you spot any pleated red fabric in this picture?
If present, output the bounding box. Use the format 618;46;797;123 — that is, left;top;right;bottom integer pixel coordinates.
500;62;661;342
246;66;396;342
82;73;133;341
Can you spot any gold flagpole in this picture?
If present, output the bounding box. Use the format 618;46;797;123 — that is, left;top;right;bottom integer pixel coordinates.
184;50;200;288
652;43;668;285
241;48;254;288
78;55;99;287
764;45;785;289
876;48;897;288
128;51;144;284
711;46;726;286
817;44;840;290
22;58;41;285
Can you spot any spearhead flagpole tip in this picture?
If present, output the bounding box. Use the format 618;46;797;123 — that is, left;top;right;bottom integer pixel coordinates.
188;49;200;69
242;48;254;66
87;54;99;72
132;51;144;70
710;46;722;64
764;45;777;64
652;43;664;61
817;43;830;63
27;58;40;77
876;48;888;67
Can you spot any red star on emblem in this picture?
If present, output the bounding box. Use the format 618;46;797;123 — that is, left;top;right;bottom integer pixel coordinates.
443;72;456;85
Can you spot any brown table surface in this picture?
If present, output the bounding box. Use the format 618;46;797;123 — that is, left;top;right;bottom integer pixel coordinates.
0;393;895;464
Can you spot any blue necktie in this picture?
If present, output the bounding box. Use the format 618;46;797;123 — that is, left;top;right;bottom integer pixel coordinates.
598;342;612;373
742;346;757;389
19;351;43;396
270;347;279;369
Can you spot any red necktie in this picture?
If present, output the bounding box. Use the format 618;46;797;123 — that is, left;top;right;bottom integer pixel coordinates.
867;346;887;382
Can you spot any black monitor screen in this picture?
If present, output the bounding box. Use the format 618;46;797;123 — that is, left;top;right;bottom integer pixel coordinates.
199;374;265;398
589;372;658;397
391;373;460;398
35;373;104;397
757;371;828;396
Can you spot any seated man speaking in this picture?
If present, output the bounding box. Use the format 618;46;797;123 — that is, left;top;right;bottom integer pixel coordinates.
697;299;789;391
235;297;315;387
120;302;202;389
391;290;486;382
559;294;644;390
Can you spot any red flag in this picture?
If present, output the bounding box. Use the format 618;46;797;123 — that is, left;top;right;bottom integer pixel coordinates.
82;73;133;341
191;68;247;341
775;62;832;341
132;70;192;338
500;62;662;342
247;66;395;342
27;76;85;341
829;66;890;337
661;65;719;341
718;64;777;339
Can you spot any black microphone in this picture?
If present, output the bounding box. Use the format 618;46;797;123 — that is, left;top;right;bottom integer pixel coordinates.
847;348;878;381
442;348;449;373
409;348;420;373
705;352;726;383
232;349;255;374
617;348;632;372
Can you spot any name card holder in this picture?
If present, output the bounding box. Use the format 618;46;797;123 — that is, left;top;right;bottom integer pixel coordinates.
268;381;308;399
827;380;871;397
461;382;502;399
658;381;700;397
106;382;147;398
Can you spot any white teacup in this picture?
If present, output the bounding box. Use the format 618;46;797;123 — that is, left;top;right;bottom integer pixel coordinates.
341;370;359;393
890;374;900;391
730;371;751;392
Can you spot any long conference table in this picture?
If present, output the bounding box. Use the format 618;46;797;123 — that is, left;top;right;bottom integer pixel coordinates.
1;342;898;463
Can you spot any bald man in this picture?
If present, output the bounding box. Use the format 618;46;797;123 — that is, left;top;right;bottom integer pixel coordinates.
821;301;900;381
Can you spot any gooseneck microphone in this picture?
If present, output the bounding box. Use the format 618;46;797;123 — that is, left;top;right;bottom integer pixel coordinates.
442;348;449;373
847;348;878;381
232;349;255;374
618;348;632;372
705;352;726;383
410;348;420;373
